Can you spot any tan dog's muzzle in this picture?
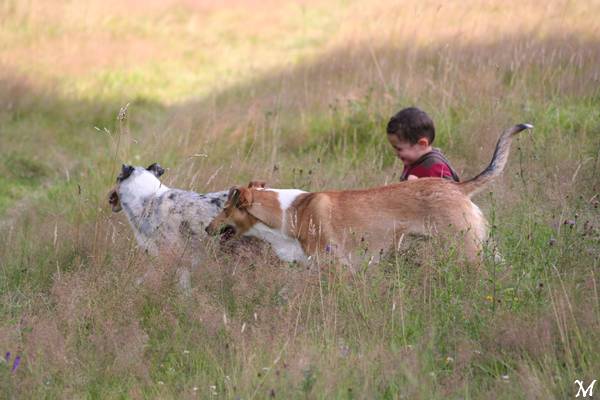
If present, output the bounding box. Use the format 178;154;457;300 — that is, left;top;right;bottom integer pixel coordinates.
205;221;219;236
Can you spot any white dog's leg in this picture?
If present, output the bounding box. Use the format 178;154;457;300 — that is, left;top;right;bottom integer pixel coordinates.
177;267;192;294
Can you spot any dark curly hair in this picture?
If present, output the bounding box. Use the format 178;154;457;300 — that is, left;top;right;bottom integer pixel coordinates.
386;107;435;145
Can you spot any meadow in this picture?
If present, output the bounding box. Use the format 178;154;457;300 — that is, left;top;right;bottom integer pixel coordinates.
1;0;599;398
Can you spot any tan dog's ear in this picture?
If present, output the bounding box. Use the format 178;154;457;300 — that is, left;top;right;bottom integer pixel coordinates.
227;186;240;206
248;180;267;189
228;186;253;209
108;188;122;212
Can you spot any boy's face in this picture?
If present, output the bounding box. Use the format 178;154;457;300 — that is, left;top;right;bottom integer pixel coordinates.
387;134;430;166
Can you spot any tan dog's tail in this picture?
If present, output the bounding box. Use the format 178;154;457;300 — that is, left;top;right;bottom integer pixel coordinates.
458;123;533;198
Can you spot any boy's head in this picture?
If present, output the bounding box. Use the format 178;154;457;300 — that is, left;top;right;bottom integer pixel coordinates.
386;107;435;165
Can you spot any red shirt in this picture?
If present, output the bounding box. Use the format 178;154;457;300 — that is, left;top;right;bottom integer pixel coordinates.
401;149;460;182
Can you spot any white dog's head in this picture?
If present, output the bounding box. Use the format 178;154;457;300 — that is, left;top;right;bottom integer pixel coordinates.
108;163;166;212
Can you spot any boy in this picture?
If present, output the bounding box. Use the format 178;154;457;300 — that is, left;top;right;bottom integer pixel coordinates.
386;107;460;182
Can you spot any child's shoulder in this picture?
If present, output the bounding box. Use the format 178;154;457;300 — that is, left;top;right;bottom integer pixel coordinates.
419;148;451;166
414;149;459;181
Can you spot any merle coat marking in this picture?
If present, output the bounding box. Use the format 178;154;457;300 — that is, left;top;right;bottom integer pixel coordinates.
109;163;229;257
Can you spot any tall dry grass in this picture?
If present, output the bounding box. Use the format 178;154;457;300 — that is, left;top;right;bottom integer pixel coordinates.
1;0;599;398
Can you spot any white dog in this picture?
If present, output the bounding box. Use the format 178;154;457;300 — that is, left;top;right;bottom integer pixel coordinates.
108;163;232;289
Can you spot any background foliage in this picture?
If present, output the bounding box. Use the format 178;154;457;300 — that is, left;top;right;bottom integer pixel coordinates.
1;1;599;398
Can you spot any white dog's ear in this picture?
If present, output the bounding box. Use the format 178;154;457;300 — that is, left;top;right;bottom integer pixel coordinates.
146;163;165;177
117;164;135;182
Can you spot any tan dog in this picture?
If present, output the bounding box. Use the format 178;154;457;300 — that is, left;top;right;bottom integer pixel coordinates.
206;124;532;266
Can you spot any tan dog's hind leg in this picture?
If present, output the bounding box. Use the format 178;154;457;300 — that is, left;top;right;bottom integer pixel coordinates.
425;198;487;265
462;229;485;264
454;204;488;265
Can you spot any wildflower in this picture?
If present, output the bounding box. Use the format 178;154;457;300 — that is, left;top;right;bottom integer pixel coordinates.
183;350;190;355
445;356;454;363
193;387;198;392
158;381;164;385
11;356;20;373
485;295;494;302
3;352;20;373
501;375;510;381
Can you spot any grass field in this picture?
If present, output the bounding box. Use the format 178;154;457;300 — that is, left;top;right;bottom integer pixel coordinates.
1;0;599;398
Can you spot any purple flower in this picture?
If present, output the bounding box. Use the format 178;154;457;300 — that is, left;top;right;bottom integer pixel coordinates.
11;356;20;373
5;352;9;363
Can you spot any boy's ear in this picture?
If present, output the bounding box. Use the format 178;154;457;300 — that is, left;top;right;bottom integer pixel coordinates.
417;138;430;147
228;186;253;209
